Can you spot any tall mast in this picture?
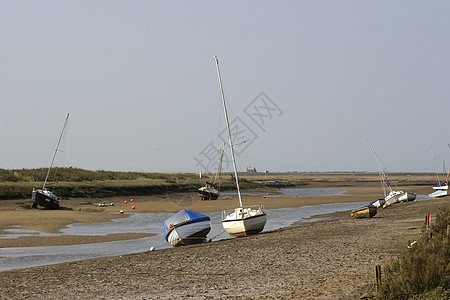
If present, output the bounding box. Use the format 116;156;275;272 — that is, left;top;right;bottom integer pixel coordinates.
43;113;69;189
214;56;243;208
213;146;225;186
368;139;392;195
430;149;441;186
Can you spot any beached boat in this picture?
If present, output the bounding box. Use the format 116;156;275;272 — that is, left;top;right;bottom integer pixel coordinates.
32;113;69;209
384;190;416;207
429;150;449;198
429;189;448;198
429;180;448;197
197;185;219;200
368;139;416;208
163;209;211;247
197;146;225;200
369;198;385;208
214;56;266;237
351;205;377;219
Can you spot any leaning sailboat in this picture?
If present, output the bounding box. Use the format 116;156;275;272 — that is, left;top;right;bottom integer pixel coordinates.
32;113;69;209
214;56;266;237
368;139;416;208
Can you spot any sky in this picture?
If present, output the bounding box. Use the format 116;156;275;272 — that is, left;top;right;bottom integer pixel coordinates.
1;1;449;173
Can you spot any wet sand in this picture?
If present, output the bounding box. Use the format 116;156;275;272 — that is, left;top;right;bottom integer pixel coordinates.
0;182;446;299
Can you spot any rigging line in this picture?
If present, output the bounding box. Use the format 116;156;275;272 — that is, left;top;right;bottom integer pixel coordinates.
43;113;69;189
210;228;231;241
368;139;391;196
431;149;441;186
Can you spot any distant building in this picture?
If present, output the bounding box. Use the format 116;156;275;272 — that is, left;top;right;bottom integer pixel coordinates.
246;166;257;172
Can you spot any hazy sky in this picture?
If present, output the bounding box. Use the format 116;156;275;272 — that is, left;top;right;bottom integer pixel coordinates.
1;1;449;173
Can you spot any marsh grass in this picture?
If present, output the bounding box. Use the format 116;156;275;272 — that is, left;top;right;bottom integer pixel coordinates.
0;168;262;199
376;206;450;299
0;168;437;200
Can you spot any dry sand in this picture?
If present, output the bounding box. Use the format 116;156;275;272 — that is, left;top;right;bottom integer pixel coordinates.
0;182;447;299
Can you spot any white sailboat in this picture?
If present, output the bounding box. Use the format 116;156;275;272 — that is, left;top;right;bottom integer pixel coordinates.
429;149;449;198
214;56;266;237
368;140;416;208
32;113;70;209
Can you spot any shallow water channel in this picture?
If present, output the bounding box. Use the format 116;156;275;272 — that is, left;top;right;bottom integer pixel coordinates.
0;188;430;271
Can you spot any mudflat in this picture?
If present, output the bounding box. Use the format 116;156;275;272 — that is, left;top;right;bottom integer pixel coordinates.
0;181;446;299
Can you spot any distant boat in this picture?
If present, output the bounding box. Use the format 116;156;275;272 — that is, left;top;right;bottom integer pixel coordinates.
351;205;377;219
368;139;416;208
32;113;69;210
429;189;448;198
428;149;449;198
429;180;448;198
163;209;211;247
214;56;267;237
197;146;225;200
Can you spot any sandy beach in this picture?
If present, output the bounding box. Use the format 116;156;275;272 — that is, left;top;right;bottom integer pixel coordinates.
0;182;446;299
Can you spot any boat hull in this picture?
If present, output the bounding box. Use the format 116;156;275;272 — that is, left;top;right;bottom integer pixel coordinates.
351;205;377;219
31;189;60;209
222;206;267;237
197;186;219;200
369;198;385;208
429;189;448;198
432;183;448;190
383;191;416;208
166;220;211;247
164;209;211;247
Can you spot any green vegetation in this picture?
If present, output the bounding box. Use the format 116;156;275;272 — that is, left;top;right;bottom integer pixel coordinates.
0;168;261;199
376;206;450;299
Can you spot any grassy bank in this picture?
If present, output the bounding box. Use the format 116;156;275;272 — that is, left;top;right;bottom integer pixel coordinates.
0;168;282;200
376;206;450;299
0;168;436;200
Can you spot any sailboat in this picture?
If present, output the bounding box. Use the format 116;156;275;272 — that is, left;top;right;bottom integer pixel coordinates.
428;149;449;198
32;113;69;209
368;140;416;208
197;146;225;200
214;56;267;237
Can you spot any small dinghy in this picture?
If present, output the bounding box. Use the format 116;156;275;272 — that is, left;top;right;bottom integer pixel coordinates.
351;205;377;219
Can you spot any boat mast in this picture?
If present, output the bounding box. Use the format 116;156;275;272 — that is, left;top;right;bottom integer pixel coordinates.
43;113;69;189
213;146;225;186
214;56;243;208
368;139;392;196
431;149;441;186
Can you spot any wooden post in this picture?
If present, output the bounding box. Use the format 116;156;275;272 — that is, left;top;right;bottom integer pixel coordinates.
376;265;382;289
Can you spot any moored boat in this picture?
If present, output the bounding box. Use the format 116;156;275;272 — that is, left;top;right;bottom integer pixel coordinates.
369;198;385;208
197;184;219;200
198;146;224;200
32;188;61;209
32;113;69;210
222;205;267;236
383;190;416;208
351;205;377;219
164;209;211;247
214;56;267;237
368;139;416;208
429;189;448;198
429;149;449;198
